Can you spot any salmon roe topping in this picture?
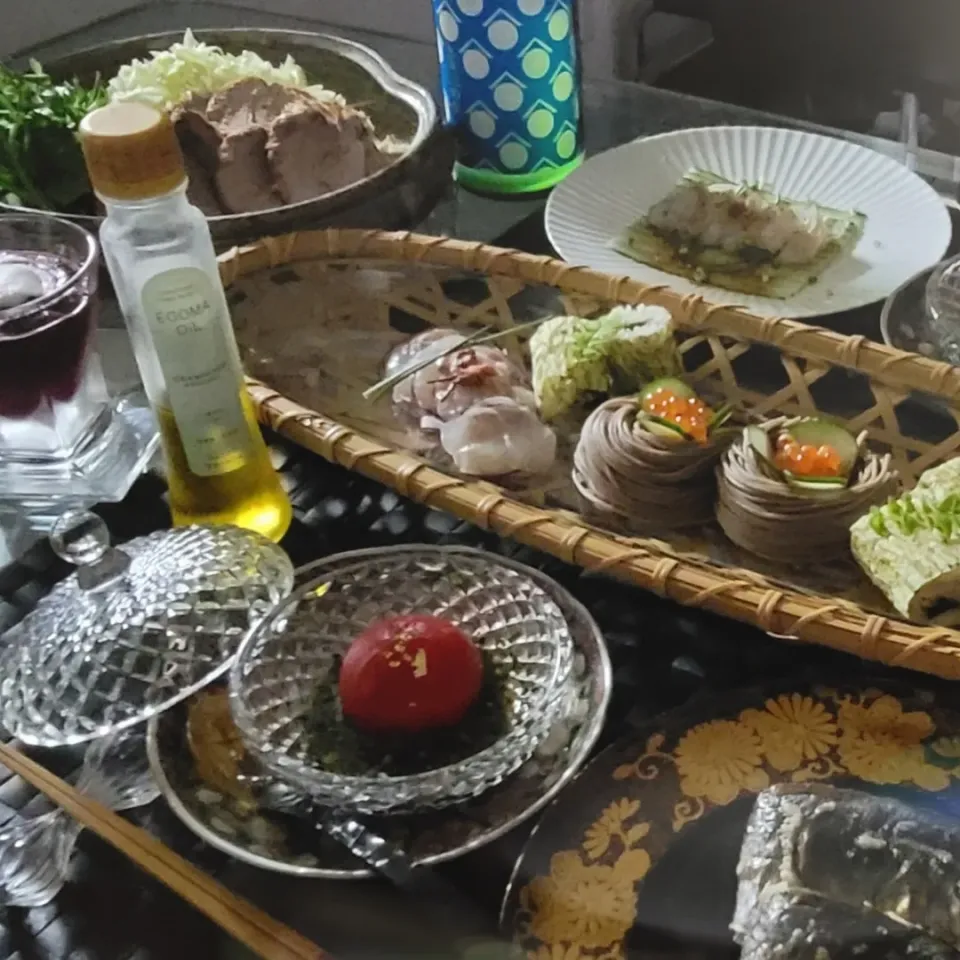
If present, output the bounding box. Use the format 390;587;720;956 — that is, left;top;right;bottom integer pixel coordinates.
641;387;713;444
773;433;843;478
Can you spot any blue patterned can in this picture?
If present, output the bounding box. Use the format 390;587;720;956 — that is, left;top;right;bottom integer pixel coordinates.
432;0;584;194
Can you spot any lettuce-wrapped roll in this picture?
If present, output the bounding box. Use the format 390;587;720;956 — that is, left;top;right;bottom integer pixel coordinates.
529;315;611;422
529;305;680;421
851;458;960;624
601;305;681;388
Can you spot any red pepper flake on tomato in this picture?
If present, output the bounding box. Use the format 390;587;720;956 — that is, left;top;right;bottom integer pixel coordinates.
338;614;484;734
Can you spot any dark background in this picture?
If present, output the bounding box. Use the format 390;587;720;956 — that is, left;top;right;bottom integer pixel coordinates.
653;0;960;152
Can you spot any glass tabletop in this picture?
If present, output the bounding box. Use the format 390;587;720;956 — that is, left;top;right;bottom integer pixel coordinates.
2;6;960;959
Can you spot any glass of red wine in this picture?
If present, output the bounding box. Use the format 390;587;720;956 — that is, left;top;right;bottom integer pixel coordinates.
0;214;105;453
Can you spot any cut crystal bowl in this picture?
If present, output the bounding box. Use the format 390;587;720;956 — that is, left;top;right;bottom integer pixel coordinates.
228;546;574;814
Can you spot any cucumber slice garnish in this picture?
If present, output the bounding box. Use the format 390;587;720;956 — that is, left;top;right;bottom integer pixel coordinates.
781;418;859;475
747;425;774;465
783;472;848;486
637;379;737;444
640;377;696;406
636;412;690;443
783;472;849;495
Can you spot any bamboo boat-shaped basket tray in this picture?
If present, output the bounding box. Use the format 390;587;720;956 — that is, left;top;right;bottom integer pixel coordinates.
222;229;960;680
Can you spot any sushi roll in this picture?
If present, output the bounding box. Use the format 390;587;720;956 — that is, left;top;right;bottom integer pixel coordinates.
529;305;681;422
617;169;866;299
716;417;899;564
852;458;960;625
572;378;733;532
600;305;682;390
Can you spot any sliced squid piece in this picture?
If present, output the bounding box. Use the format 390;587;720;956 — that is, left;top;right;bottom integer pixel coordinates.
438;396;556;478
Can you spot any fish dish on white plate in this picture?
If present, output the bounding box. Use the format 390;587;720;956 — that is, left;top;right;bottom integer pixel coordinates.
545;125;952;319
619;168;866;299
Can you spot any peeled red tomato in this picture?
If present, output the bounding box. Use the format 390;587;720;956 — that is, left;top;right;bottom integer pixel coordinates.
338;614;484;733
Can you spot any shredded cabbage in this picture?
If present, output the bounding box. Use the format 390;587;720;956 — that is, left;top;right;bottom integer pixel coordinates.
107;29;340;112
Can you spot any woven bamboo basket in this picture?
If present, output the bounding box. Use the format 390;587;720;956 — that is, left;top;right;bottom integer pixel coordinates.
221;229;960;681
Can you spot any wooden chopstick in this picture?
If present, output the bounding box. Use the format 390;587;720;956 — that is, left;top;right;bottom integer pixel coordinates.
0;741;330;960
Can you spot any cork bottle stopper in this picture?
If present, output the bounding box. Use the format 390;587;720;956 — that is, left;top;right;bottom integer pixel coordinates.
80;102;186;201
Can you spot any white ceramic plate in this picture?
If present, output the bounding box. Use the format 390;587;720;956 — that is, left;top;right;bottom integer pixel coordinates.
545;126;952;318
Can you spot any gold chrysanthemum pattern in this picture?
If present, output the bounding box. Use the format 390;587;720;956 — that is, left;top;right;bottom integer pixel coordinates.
519;797;651;959
835;694;950;790
740;693;838;773
673;719;769;805
514;690;960;960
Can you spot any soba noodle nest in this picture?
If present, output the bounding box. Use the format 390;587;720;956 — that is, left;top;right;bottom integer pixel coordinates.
716;417;900;564
573;396;731;533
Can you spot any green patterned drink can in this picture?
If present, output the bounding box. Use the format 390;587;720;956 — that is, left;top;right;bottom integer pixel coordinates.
432;0;584;194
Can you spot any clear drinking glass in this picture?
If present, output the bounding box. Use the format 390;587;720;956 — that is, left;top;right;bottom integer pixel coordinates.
0;214;158;509
0;215;105;452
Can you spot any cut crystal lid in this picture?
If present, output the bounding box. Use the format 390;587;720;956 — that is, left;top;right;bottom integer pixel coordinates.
0;511;294;746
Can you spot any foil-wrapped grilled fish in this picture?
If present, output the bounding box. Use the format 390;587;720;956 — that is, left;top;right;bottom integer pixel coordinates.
740;887;959;960
734;784;960;951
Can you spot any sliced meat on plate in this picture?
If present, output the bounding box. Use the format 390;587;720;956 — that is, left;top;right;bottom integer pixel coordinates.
216;127;283;213
267;103;369;204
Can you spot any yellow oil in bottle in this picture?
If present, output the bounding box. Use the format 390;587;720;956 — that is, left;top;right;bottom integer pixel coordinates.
78;101;293;544
158;393;292;542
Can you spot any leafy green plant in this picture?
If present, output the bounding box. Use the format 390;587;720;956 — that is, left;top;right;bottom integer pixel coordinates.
0;61;106;212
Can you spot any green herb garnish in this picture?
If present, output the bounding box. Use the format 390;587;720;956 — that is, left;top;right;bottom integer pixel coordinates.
0;61;106;212
869;491;960;543
868;507;889;537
